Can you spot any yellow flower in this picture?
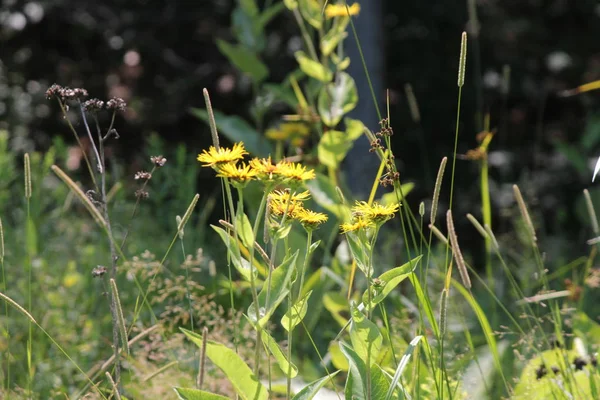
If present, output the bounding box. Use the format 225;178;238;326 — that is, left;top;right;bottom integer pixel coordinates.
216;162;257;183
352;201;399;223
269;197;304;218
278;162;316;182
340;217;373;233
266;122;311;143
294;208;328;230
197;142;248;167
325;3;360;19
249;157;285;182
270;190;311;203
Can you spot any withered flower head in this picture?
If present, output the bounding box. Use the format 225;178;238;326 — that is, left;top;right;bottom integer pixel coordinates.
135;171;152;180
135;189;149;199
83;98;105;112
106;97;127;112
151;155;167;167
46;83;63;99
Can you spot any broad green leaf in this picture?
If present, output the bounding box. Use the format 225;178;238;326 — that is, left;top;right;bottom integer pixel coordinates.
323;292;350;327
384;335;422;400
258;2;286;28
235;212;255;250
345;117;365;141
283;0;298;10
318;130;353;168
281;290;312;331
380;183;415;205
305;173;350;219
298;0;322;29
317;72;358;127
181;329;268;400
260;329;298;377
295;51;332;82
572;311;600;348
349;303;382;366
328;341;349;371
361;255;422;310
232;8;265;52
174;387;229;400
292;371;340;400
211;225;254;281
308;240;321;255
408;273;440;337
344;232;370;277
190;109;274;157
248;251;298;327
216;40;268;82
321;29;347;56
340;341;389;400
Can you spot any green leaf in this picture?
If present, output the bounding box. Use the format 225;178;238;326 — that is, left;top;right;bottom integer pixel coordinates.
281;290;313;331
232;8;265;52
384;335;422;400
260;329;298;377
258;2;286;28
321;29;347;56
345;232;370;277
345;117;365;141
323;292;350;327
380;183;415;205
361;255;422;311
408;273;440;338
331;53;351;71
248;251;298;327
318;130;353;168
328;341;349;371
295;51;332;82
174;387;229;400
298;0;322;29
292;371;340;400
235;212;255;250
317;72;358;127
340;342;389;400
181;329;268;400
239;0;259;17
216;39;269;82
211;225;255;281
349;303;382;366
190;108;274;157
305;173;350;219
572;311;600;347
283;0;298;10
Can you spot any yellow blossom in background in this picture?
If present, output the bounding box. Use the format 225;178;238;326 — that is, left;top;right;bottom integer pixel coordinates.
279;162;316;182
216;162;257;183
325;2;360;19
266;122;311;145
294;208;328;230
340;217;373;233
197;142;248;167
352;201;399;223
249;157;285;181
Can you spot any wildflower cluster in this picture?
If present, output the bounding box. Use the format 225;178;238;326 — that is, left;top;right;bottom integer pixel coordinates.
340;200;399;233
268;190;328;231
197;142;316;187
46;84;127;112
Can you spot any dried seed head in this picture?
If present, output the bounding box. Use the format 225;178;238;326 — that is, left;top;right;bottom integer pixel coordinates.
24;153;31;199
458;32;468;87
45;83;63;99
446;210;471;288
92;265;108;277
431;157;447;225
150;155;167;167
83;98;105;111
419;201;425;217
106;97;127;112
134;171;152;180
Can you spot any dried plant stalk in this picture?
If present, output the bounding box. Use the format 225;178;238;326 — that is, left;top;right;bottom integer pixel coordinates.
446;210;471;288
431;157;448;224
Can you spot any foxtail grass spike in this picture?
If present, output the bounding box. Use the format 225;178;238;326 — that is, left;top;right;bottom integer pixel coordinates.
419;201;425;217
176;216;184;239
51;166;107;229
24;153;32;199
105;372;121;400
446;210;471;288
203;89;220;150
458;32;468;87
512;185;537;243
197;327;209;389
109;279;129;355
177;194;200;237
0;217;4;263
0;292;37;324
466;213;489;240
583;189;599;235
429;224;448;245
440;289;448;337
404;83;421;123
431;157;448;224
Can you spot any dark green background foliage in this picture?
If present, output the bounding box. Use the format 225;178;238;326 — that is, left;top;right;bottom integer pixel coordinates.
1;0;600;258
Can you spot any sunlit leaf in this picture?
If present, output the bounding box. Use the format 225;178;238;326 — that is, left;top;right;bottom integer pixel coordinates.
181;329;268;400
174;387;229;400
298;0;322;29
340;341;389;400
216;39;268;82
281;290;312;331
318;130;353;168
323;292;350;327
235;212;254;250
295;51;332;82
384;335;422;400
349;303;382;366
292;371;340;400
260;329;298;377
317;72;358;127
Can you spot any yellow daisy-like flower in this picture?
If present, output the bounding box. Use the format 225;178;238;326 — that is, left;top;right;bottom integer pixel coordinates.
266;122;311;142
249;157;285;182
294;208;328;230
352;201;400;224
269;190;311;203
340;217;373;233
325;3;360;19
216;162;257;184
269;197;304;218
197;142;248;167
278;162;316;182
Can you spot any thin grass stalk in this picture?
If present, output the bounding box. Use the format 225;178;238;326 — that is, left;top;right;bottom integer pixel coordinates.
24;153;34;389
105;372;121;400
513;184;537;244
466;213;489;239
203;89;220;150
0;217;7;387
428;224;448;245
584;189;599;235
110;279;129;355
142;361;178;382
197;327;208;389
